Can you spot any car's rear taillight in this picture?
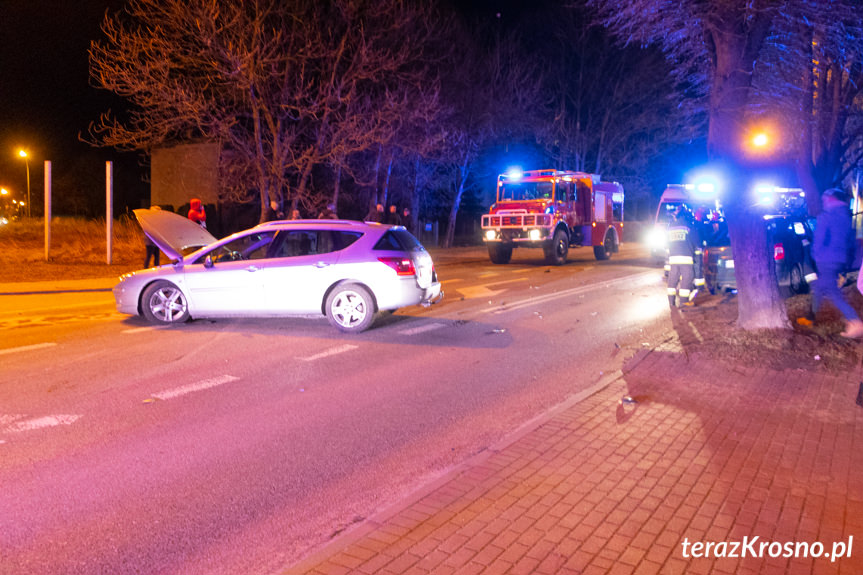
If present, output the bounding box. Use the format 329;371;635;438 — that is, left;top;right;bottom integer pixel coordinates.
774;243;785;261
378;257;416;276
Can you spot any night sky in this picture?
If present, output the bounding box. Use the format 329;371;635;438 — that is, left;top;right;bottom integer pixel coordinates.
0;1;137;205
0;0;536;213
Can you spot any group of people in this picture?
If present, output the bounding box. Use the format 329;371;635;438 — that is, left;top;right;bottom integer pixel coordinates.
269;200;414;229
665;187;863;339
364;203;414;230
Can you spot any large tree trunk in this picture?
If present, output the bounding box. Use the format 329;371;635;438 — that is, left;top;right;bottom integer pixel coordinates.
708;27;787;330
444;154;470;248
381;154;393;209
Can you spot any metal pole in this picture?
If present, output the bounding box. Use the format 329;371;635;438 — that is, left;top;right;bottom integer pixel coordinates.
106;161;113;265
44;161;51;260
25;159;30;218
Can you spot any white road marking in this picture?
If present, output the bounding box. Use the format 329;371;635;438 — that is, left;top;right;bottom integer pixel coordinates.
457;285;507;299
0;415;26;426
151;375;240;400
398;322;447;336
4;414;81;433
122;326;166;334
0;342;58;356
480;271;659;314
299;344;358;362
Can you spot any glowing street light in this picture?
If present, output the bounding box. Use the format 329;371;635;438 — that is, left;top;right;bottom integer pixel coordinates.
17;149;31;218
752;133;769;148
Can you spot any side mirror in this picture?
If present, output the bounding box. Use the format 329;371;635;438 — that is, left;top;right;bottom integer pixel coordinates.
204;255;214;269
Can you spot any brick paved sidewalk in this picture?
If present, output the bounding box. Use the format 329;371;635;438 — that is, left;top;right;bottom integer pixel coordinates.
287;348;863;575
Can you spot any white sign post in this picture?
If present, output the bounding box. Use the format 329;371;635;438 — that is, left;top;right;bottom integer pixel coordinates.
106;161;113;265
44;161;52;261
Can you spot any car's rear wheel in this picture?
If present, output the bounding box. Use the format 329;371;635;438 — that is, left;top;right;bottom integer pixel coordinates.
326;284;376;333
594;230;614;261
789;263;808;295
141;280;190;324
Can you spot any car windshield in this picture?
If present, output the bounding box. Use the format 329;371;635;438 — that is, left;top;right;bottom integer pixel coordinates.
703;220;729;246
657;201;684;224
499;182;554;201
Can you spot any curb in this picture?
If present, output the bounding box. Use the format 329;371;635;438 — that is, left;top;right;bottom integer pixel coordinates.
284;368;627;574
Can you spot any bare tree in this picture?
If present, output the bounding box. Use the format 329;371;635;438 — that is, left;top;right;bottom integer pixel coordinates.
88;0;306;221
434;21;542;248
87;0;443;223
590;0;820;330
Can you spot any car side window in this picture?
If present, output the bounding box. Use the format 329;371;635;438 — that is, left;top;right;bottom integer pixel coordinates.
373;231;403;251
273;231;318;257
206;231;277;263
373;229;421;251
333;231;362;250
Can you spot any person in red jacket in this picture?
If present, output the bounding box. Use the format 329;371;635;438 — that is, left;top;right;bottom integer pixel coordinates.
188;198;207;228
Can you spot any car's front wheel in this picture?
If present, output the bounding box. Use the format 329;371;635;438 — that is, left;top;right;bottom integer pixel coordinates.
326;284;376;333
488;243;513;264
544;229;569;265
141;280;190;324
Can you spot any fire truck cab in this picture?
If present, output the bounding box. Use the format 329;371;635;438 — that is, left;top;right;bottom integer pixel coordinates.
481;169;624;265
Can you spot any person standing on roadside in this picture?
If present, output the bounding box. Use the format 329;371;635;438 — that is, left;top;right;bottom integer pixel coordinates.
812;188;863;338
317;202;338;219
402;206;414;234
666;205;697;308
142;205;161;267
188;198;207;228
365;202;384;222
385;204;402;226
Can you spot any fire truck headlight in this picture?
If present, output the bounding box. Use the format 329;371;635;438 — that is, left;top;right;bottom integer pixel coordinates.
529;229;542;241
485;229;498;241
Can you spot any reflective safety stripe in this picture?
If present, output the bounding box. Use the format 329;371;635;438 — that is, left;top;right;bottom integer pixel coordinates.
693;278;705;286
668;255;694;265
667;287;678;295
664;264;671;272
805;273;818;282
679;289;691;297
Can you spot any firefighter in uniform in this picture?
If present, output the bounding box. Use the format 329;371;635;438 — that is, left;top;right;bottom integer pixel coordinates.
691;210;707;298
666;206;697;307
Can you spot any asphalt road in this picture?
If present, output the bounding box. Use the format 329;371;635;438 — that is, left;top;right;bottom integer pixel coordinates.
0;243;672;574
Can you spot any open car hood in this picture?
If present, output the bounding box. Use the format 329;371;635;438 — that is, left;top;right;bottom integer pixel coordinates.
134;209;217;261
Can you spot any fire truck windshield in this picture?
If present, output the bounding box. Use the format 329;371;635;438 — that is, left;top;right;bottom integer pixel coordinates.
499;182;554;201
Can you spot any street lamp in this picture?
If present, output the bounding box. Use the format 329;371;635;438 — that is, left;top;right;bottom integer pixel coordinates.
17;150;30;218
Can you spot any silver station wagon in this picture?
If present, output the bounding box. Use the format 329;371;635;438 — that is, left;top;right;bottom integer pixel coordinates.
114;209;443;333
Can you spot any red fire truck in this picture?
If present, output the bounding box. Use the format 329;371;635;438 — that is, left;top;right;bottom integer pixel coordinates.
480;169;624;265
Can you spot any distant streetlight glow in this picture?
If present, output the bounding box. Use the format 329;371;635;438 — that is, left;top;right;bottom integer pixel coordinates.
752;133;769;147
16;149;31;217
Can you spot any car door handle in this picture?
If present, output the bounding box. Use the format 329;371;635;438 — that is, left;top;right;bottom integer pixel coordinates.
246;265;260;272
314;261;331;268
